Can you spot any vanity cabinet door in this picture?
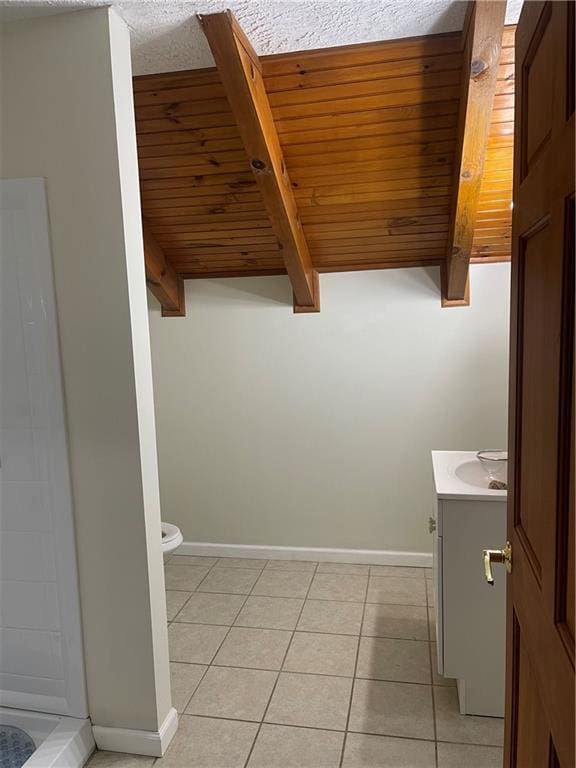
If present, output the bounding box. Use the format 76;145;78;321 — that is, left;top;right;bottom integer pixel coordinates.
442;499;506;716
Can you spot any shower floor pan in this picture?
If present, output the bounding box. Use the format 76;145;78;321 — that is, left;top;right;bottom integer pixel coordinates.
0;708;94;768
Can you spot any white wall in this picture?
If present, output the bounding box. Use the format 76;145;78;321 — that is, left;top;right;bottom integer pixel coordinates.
148;263;510;555
0;8;171;739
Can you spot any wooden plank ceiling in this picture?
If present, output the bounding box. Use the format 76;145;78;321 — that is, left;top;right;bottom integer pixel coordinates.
134;8;514;312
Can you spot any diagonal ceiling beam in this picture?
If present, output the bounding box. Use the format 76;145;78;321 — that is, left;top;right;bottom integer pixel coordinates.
198;10;320;312
443;0;507;305
143;220;185;317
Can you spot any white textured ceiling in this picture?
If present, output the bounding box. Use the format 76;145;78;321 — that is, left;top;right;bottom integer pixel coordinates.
0;0;523;75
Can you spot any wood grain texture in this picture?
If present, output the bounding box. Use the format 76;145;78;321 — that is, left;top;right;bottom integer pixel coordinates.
198;10;319;311
472;42;515;263
133;21;515;288
505;2;575;766
444;0;508;302
143;221;185;316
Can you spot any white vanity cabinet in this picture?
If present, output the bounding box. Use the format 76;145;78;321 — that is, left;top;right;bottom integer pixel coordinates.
431;451;507;717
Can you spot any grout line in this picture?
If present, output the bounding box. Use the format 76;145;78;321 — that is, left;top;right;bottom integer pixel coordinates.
161;559;502;764
166;569;265;763
178;661;212;716
172;619;370;638
169;712;504;749
170;556;269;569
173;594;249;626
240;562;320;768
169;593;195;623
166;585;428;609
169;556;222;621
338;567;369;768
369;568;426;578
172;556;430;573
167;655;451;686
203;595;252;666
170;561;256;685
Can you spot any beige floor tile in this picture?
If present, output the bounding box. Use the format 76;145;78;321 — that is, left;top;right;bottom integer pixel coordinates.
170;555;218;567
434;686;504;746
248;724;344;767
342;732;435;767
369;566;426;580
297;599;363;635
168;623;228;664
216;558;267;569
186;665;277;721
317;562;369;575
265;559;317;572
265;672;352;731
428;606;436;638
349;679;434;740
155;715;258;768
366;576;426;606
284;631;358;676
169;662;207;713
213;626;292;670
252;570;313;598
362;603;428;641
431;642;456;686
308;573;368;602
197;567;261;595
165;591;192;622
425;568;433;580
164;565;210;591
426;580;435;606
437;742;504;767
356;637;431;684
175;592;245;625
235;596;304;630
85;753;154;767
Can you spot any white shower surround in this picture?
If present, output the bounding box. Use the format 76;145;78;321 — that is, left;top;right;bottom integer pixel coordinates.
0;0;524;75
0;179;87;719
0;709;94;768
0;179;94;765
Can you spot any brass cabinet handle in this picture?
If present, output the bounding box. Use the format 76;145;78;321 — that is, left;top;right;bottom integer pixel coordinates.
482;542;512;585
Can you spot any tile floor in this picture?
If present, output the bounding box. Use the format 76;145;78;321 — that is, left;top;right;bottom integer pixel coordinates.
87;555;504;768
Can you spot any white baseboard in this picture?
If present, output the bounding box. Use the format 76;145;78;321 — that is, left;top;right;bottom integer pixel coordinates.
92;707;178;758
176;541;432;568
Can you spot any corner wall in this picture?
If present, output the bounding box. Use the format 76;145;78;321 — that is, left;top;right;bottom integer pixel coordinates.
148;264;510;555
0;8;171;737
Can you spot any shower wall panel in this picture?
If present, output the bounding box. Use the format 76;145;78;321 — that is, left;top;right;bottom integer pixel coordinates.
0;178;87;717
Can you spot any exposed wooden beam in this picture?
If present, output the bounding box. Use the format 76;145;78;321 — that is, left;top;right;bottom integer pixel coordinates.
441;262;470;307
143;220;185;317
198;11;320;312
443;0;507;304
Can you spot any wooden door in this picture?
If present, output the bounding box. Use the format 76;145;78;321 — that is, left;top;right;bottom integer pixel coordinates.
505;2;575;766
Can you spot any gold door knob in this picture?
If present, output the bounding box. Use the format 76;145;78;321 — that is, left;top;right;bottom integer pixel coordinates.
482;542;512;585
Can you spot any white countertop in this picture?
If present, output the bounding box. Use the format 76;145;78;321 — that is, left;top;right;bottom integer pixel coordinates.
431;450;507;502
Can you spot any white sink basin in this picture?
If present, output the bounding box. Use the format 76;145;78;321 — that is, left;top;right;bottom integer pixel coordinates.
431;451;507;501
455;460;493;489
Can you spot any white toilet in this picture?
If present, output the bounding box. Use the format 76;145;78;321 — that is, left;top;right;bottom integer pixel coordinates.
161;522;183;554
